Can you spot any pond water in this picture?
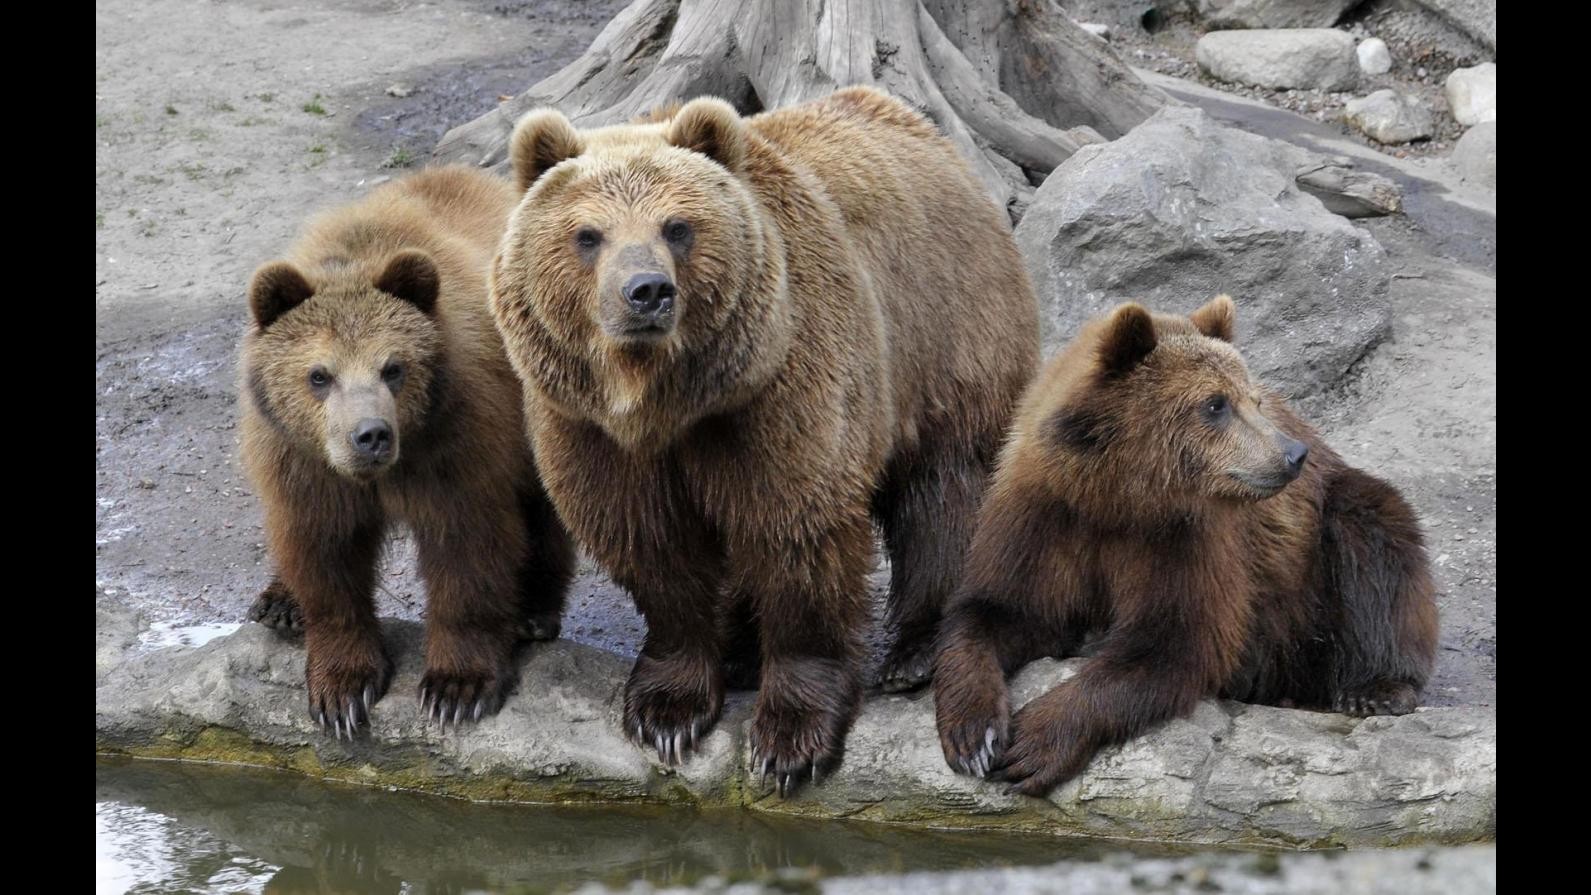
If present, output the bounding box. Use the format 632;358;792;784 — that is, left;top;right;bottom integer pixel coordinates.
96;756;1211;893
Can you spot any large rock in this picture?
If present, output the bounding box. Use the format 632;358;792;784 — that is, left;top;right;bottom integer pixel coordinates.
1345;90;1435;143
1015;106;1391;398
1451;122;1497;190
1445;62;1497;125
1413;0;1497;52
1196;28;1359;90
96;615;1496;848
1196;0;1361;30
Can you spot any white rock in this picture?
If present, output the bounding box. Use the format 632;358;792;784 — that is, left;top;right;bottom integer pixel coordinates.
1196;28;1359;91
1357;37;1392;75
1345;89;1435;144
1079;22;1111;41
1445;62;1496;125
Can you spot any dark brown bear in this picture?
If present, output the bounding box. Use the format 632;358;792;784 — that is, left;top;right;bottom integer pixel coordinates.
933;295;1440;795
491;87;1039;792
240;166;575;737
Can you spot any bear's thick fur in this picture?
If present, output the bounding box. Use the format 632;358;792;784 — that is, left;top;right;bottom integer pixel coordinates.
240;166;574;736
491;87;1039;790
933;296;1439;795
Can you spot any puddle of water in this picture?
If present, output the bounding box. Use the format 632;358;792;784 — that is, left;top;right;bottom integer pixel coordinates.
96;756;1213;894
136;621;241;651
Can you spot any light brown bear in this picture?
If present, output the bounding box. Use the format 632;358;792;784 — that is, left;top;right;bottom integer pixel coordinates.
240;166;575;737
933;296;1440;795
491;87;1039;792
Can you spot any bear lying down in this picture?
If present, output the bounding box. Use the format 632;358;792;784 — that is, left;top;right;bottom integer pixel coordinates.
934;296;1440;796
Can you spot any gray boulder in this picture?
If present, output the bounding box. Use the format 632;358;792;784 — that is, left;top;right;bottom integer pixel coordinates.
1413;0;1497;52
96;614;1495;848
1445;62;1497;126
1345;90;1435;144
1015;106;1391;398
1196;28;1359;90
1452;122;1496;190
1198;0;1361;30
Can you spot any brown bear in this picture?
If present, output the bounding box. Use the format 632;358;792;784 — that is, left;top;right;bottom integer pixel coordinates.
933;296;1440;795
491;87;1039;791
240;166;575;737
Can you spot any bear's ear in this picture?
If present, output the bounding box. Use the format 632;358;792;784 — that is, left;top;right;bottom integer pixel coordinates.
510;108;585;192
665;97;746;172
1098;303;1158;376
375;250;440;315
249;261;315;328
1190;294;1236;343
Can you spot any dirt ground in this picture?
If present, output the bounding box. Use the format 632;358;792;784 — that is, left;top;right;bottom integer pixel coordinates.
95;0;1494;706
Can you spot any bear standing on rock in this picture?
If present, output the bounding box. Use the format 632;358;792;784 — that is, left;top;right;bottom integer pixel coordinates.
240;167;575;737
491;87;1039;791
934;296;1440;795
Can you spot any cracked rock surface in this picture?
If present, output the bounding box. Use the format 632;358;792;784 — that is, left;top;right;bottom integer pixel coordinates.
97;599;1495;848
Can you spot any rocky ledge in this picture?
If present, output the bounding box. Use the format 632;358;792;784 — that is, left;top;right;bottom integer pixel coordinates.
96;602;1495;849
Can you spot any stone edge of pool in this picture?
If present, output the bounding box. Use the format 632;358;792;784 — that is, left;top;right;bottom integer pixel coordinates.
95;600;1496;849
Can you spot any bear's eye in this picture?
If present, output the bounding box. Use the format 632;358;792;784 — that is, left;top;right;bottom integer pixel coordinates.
308;367;332;390
382;362;405;387
1203;395;1230;422
662;219;693;245
574;228;602;251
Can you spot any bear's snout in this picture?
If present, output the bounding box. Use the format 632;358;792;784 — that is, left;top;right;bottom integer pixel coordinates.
622;273;676;319
351;417;395;461
1282;437;1309;480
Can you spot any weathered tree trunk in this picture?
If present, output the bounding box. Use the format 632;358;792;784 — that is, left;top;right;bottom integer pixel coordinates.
434;0;1167;214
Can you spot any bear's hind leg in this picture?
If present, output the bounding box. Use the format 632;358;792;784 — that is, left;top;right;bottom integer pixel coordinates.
1319;468;1440;717
718;589;763;691
516;482;576;643
873;438;990;692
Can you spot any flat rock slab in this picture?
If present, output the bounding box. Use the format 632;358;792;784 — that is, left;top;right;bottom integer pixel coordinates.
96;606;1495;849
1196;28;1359;91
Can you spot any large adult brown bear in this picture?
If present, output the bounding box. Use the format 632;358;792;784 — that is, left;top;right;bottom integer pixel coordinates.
933;296;1440;795
491;87;1039;792
240;167;575;737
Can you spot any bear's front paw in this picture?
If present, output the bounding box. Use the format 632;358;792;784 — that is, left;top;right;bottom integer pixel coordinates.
418;666;514;727
1332;680;1419;716
749;658;860;797
624;651;724;765
935;686;1009;779
992;701;1089;797
247;579;304;636
879;636;935;693
306;642;393;739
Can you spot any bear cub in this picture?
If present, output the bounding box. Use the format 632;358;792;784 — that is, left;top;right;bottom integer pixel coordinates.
240;166;575;737
933;296;1439;795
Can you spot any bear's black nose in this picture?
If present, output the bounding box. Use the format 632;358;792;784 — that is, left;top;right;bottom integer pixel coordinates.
622;273;676;317
352;418;394;458
1283;438;1309;476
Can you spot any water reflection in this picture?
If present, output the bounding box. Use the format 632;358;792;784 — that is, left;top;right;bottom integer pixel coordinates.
97;756;1201;894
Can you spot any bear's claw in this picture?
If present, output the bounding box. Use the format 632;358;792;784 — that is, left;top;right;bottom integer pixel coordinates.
417;669;511;729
